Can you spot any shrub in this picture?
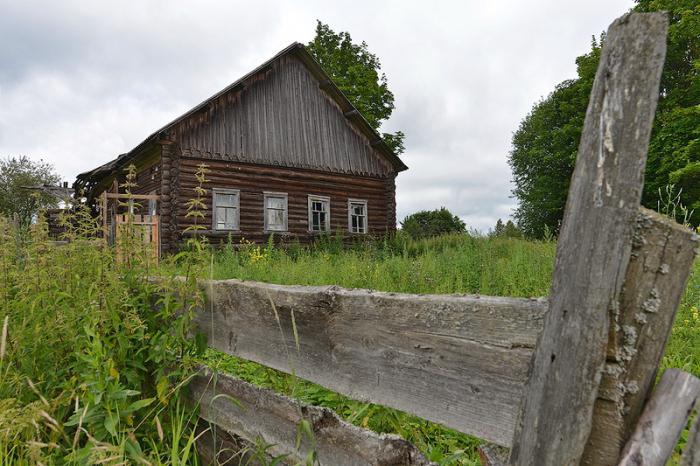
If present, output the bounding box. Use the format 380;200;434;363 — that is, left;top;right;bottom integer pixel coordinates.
400;208;466;240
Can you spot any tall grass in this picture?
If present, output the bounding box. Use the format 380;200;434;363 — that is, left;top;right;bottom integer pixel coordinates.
0;198;205;464
198;231;699;464
2;196;696;465
205;232;556;297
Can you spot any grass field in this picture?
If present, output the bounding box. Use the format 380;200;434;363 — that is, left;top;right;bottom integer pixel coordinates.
197;232;699;464
1;219;697;464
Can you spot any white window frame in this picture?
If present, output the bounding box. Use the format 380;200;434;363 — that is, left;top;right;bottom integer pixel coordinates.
264;192;288;232
212;188;240;231
348;199;368;234
307;195;331;232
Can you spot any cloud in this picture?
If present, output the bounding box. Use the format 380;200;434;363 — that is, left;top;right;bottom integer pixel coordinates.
0;0;635;232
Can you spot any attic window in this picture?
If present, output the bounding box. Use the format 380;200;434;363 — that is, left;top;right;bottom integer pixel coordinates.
212;188;240;231
308;195;330;232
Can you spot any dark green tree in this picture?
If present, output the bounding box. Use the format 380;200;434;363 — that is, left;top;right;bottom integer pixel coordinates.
493;218;505;236
509;0;699;237
307;21;405;154
491;218;523;238
400;207;466;240
0;156;62;228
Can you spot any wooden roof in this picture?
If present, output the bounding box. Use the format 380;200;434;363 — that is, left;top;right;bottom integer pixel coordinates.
76;43;407;194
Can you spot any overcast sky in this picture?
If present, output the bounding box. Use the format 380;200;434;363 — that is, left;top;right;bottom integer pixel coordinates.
0;0;636;231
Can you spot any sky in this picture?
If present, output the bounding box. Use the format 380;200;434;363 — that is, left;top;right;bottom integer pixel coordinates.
0;0;637;232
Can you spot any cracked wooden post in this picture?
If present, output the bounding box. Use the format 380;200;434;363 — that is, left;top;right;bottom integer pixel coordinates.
508;12;668;466
582;209;699;465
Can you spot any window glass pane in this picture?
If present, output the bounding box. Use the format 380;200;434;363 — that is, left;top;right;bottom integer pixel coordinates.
312;211;320;230
357;216;365;232
216;193;237;207
267;196;285;210
267;209;285;230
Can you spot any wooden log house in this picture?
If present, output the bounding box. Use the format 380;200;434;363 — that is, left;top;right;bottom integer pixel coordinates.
74;43;408;253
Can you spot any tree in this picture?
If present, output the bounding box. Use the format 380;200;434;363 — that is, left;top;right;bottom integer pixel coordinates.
509;39;601;238
509;0;700;237
0;156;62;228
307;21;405;154
491;218;522;238
400;207;466;240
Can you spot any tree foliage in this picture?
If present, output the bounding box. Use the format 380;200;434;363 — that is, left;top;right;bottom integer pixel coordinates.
307;21;405;154
0;155;61;228
509;0;699;237
492;218;522;238
400;207;466;240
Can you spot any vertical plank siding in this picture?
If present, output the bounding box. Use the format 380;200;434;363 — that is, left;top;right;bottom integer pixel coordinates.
170;55;392;178
175;157;395;245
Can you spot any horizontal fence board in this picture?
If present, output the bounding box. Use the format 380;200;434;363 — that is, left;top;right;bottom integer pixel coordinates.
189;366;433;465
192;279;548;446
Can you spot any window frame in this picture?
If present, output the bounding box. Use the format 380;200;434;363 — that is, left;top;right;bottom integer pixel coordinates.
347;199;368;234
263;192;288;233
307;195;331;233
212;188;240;231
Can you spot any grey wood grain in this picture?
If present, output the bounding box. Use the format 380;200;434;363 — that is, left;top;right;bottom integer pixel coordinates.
618;369;700;466
681;408;700;466
188;366;434;466
509;12;668;466
171;54;393;177
478;444;508;466
192;279;548;446
583;209;699;465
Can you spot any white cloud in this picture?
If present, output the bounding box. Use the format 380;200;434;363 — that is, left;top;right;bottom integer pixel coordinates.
0;0;635;232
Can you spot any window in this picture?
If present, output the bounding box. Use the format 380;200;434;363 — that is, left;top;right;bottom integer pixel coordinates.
264;192;288;232
348;199;368;234
148;191;157;216
212;188;240;230
308;195;330;232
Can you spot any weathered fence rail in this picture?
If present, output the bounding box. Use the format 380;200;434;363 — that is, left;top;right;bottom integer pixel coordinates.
190;366;433;465
192;280;547;447
181;11;700;466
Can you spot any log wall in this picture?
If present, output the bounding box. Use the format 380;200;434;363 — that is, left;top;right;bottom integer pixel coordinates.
173;156;396;247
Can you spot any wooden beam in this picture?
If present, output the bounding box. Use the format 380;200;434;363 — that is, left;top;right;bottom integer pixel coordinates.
509;12;668;465
188;366;432;466
105;193;160;200
681;408;700;466
344;109;360;118
583;208;699;465
478;444;508;466
619;369;700;466
192;279;547;446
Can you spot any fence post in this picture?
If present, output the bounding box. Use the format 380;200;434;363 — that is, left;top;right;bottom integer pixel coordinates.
582;209;698;465
509;12;668;465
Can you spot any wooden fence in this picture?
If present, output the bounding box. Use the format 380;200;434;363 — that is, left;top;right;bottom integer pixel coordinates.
182;12;699;465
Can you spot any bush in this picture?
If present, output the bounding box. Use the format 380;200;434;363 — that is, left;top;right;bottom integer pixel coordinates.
400;208;466;240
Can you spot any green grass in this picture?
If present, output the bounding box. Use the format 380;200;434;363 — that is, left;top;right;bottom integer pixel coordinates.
196;232;699;464
207;233;557;297
2;212;697;465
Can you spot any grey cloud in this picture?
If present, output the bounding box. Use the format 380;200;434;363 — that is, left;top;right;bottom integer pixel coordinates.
0;0;635;232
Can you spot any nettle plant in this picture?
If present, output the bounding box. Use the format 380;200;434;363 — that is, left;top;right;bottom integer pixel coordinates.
0;164;205;464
